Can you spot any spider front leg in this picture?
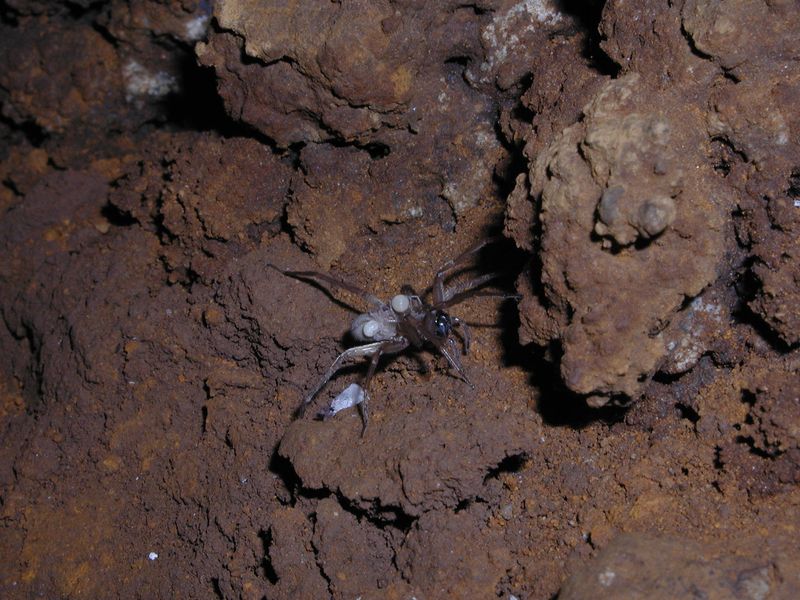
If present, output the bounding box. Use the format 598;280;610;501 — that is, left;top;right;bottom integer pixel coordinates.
268;264;383;310
432;335;474;389
357;337;409;433
437;272;504;308
432;237;500;304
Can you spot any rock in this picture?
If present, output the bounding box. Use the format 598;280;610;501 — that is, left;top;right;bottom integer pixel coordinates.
559;533;780;600
510;72;726;402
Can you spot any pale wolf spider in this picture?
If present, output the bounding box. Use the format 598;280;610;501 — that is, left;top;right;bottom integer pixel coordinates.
275;237;515;429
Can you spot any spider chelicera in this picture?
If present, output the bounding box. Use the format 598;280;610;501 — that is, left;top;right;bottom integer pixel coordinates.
273;237;516;430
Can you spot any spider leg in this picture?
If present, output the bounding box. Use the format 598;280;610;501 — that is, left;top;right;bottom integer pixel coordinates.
357;399;369;436
439;287;522;310
297;341;386;415
268;264;384;309
358;337;409;434
435;336;474;389
432;237;501;304
437;272;502;307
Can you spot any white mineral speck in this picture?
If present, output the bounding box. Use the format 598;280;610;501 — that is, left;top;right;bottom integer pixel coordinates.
476;0;563;82
185;15;210;41
148;552;158;561
598;569;615;586
123;61;178;102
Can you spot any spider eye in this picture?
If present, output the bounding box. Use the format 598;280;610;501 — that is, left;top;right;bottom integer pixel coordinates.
434;312;451;337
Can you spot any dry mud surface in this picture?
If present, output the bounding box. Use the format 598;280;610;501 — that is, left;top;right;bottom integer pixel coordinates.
1;1;799;599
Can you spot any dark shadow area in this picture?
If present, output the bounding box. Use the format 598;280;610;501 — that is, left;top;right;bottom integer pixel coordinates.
162;52;230;133
360;141;391;159
0;113;48;149
321;136;395;161
731;261;794;353
101;202;138;227
258;529;280;585
268;446;303;505
556;0;619;76
710;137;747;178
736;434;783;459
270;445;334;502
675;402;700;423
740;389;757;406
1;0;109;24
486;211;628;427
483;452;529;483
788;168;800;198
160;49;280;151
493;100;532;197
454;497;473;513
336;491;417;533
423;230;525;300
210;577;224;599
529;342;629;428
444;54;477;88
438;218;630;428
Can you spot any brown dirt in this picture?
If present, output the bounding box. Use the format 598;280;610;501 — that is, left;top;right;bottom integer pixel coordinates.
1;1;798;599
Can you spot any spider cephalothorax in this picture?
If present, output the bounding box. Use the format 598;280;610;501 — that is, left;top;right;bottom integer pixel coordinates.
273;237;515;430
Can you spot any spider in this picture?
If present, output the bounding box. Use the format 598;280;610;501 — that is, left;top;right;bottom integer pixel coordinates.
273;236;516;430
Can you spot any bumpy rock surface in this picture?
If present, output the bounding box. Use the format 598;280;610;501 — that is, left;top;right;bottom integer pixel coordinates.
1;1;799;599
505;0;800;404
514;72;726;401
559;533;793;600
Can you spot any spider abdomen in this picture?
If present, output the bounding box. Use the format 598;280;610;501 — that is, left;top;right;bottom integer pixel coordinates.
350;307;398;342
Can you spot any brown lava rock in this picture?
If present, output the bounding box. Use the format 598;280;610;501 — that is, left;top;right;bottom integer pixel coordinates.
559;533;787;600
509;72;727;402
505;0;800;406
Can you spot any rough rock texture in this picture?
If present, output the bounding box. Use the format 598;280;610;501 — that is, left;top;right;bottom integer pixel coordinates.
559;533;793;600
514;72;727;401
505;0;800;404
684;0;800;349
0;21;124;134
195;0;573;237
1;1;799;599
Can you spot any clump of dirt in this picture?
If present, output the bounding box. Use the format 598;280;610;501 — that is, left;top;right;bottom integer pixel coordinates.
1;1;799;599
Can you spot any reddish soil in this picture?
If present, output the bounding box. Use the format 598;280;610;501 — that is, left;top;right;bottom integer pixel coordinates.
1;1;798;599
